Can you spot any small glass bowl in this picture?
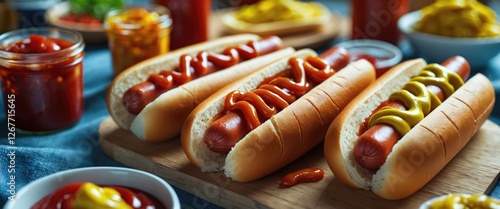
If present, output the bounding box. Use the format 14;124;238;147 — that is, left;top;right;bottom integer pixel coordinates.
336;39;403;78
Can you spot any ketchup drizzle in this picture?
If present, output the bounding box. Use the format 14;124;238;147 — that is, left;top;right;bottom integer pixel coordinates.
223;56;336;131
123;40;263;115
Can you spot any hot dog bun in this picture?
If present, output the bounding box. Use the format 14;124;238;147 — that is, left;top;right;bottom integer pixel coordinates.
182;49;376;182
106;34;295;142
324;58;495;199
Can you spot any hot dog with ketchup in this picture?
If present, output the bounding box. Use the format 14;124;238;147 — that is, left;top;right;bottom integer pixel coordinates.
106;34;295;142
181;47;376;182
324;57;495;199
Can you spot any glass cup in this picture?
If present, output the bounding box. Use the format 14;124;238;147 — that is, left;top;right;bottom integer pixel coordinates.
350;0;410;45
154;0;211;50
105;4;172;76
0;27;85;134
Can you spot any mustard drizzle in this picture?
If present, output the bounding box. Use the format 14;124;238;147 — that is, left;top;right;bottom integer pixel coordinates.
367;63;464;136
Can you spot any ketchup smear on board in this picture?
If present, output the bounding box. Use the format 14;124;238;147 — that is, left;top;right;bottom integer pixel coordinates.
0;34;84;133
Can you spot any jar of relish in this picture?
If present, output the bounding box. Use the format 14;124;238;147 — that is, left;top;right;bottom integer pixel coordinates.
105;4;172;76
0;27;85;134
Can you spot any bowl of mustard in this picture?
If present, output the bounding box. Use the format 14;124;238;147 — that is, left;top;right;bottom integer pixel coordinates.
398;0;500;70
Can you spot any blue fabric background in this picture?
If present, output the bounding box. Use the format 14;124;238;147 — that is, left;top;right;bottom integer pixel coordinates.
1;1;500;208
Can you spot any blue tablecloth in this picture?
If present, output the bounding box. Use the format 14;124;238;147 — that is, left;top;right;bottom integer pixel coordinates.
1;1;500;208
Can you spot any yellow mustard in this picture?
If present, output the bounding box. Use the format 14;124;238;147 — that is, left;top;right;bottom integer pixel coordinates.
429;194;500;209
72;182;132;209
235;0;324;24
413;0;500;38
367;64;464;136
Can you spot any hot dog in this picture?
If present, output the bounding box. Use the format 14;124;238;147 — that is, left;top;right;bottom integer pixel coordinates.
106;34;295;142
203;46;352;154
181;47;376;182
324;57;495;199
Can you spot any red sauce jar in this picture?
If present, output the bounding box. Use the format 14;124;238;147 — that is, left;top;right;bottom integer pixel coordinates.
350;0;410;45
154;0;211;50
0;27;85;134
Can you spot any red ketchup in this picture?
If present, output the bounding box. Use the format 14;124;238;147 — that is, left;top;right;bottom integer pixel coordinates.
0;32;84;134
280;168;325;187
30;182;165;209
154;0;211;49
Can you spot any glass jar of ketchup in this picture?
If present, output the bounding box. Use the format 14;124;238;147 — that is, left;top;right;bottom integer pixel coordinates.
350;0;410;45
0;27;85;134
154;0;211;50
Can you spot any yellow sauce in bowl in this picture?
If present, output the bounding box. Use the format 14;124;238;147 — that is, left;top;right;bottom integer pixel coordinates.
234;0;324;23
429;194;500;209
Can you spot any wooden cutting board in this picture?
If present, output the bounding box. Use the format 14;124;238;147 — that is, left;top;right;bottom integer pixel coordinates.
99;117;500;209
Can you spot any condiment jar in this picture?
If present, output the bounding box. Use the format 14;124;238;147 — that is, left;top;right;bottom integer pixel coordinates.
154;0;211;50
0;27;85;134
105;4;172;76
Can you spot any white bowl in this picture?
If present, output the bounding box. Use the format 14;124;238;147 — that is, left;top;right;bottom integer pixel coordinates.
3;166;180;209
398;10;500;70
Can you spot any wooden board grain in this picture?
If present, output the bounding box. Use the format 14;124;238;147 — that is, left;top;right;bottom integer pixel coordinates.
98;117;500;209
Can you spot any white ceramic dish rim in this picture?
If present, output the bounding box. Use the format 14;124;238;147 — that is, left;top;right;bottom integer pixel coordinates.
3;166;180;209
398;10;500;45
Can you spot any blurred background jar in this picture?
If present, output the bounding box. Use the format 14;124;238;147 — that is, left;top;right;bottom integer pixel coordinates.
105;4;172;76
153;0;211;50
350;0;410;45
0;27;85;134
5;0;61;28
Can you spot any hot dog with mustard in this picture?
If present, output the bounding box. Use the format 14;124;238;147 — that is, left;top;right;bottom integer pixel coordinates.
324;57;495;199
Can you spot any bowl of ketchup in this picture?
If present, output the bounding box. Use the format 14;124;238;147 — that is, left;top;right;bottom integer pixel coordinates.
336;39;403;78
3;166;180;209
